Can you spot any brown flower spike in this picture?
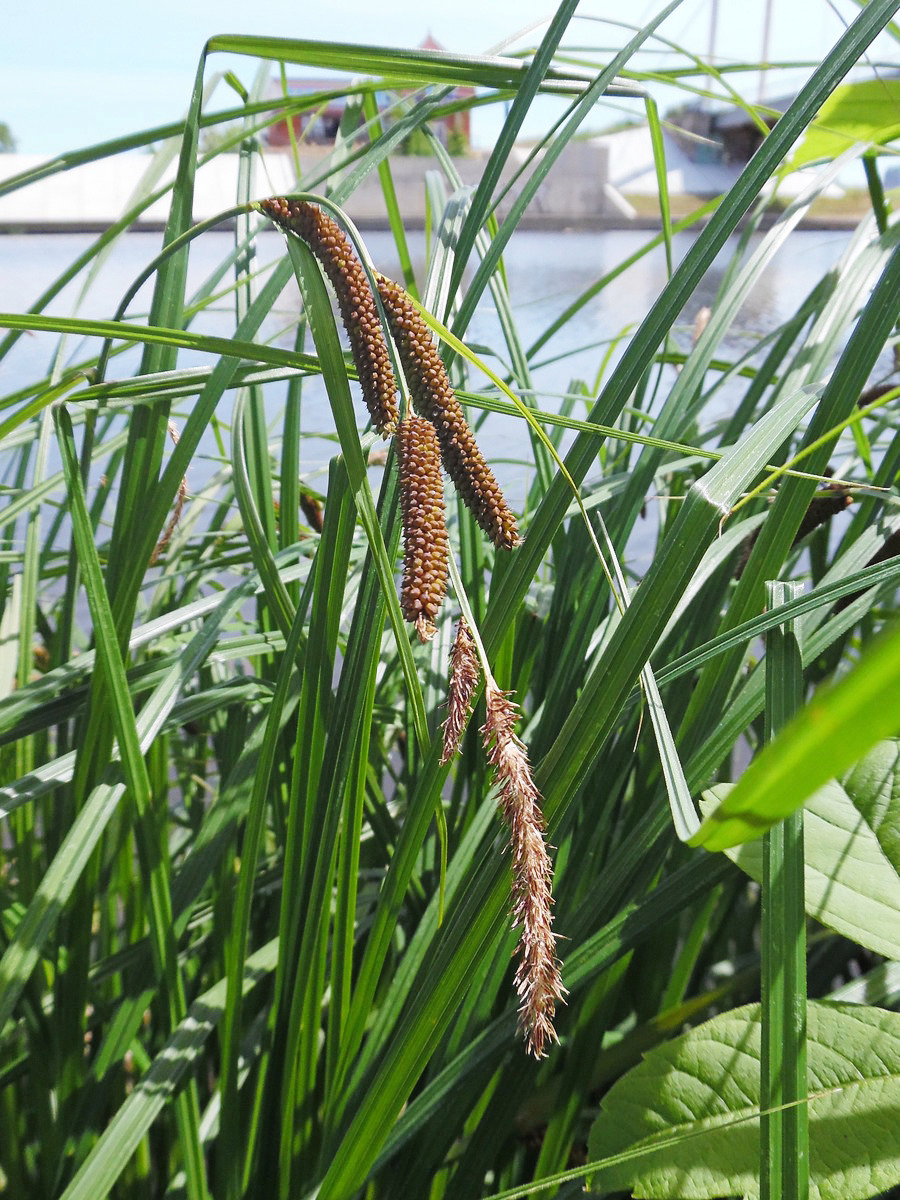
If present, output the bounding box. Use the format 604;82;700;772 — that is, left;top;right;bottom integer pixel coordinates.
261;198;399;436
149;421;187;566
397;417;450;641
834;525;900;615
440;619;481;764
376;275;520;551
481;684;566;1057
735;482;853;580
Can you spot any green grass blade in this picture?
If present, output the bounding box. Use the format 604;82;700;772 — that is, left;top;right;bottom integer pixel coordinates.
692;616;900;851
59;943;279;1200
451;0;684;343
681;231;900;757
645;95;673;276
447;0;583;299
217;602;306;1200
760;581;808;1200
55;405;208;1199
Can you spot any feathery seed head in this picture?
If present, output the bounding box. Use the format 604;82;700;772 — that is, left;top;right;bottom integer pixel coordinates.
149;421;186;566
440;619;481;764
481;683;566;1057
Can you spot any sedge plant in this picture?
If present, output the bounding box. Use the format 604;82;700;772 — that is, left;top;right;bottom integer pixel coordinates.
2;4;900;1198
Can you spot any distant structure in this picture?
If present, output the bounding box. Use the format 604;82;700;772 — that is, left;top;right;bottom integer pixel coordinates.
266;34;473;150
266;81;351;147
594;124;740;197
667;96;794;165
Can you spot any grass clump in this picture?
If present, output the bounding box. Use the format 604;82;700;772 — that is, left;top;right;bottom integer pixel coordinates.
2;4;900;1198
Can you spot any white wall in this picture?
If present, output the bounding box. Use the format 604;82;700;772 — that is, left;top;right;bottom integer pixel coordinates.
0;140;615;229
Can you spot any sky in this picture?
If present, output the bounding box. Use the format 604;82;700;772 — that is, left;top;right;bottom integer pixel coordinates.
2;0;897;157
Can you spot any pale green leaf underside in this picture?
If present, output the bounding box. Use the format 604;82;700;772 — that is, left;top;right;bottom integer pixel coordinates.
588;1002;900;1199
701;749;900;960
791;79;900;169
840;738;900;872
691;624;900;851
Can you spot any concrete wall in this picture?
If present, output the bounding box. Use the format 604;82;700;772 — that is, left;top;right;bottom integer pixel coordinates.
595;126;740;196
0;141;614;232
0;151;299;230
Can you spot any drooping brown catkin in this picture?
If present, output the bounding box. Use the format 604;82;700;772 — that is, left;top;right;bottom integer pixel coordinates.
857;381;898;409
734;483;853;579
793;484;853;541
149;421;187;566
397;416;450;642
375;274;520;551
440;619;481;765
260;197;399;436
834;526;900;614
481;684;566;1058
299;489;324;534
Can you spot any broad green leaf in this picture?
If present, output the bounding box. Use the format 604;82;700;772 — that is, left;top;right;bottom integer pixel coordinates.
588;1002;900;1200
691;621;900;851
840;738;900;873
791;80;900;169
700;777;900;961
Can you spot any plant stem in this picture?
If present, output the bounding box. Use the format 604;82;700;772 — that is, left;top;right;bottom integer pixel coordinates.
761;579;808;1200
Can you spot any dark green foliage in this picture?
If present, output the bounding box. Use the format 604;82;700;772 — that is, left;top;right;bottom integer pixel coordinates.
1;6;900;1199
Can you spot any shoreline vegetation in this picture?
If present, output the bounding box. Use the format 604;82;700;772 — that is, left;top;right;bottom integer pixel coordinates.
2;5;900;1198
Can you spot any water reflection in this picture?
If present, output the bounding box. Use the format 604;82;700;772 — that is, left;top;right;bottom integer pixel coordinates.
1;225;855;516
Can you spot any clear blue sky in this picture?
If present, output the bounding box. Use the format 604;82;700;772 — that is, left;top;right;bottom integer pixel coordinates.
2;0;896;155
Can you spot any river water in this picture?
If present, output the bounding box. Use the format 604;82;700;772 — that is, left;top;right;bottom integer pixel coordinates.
1;227;853;521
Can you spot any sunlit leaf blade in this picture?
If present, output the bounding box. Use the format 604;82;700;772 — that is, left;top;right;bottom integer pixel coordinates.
703;743;900;960
791;79;900;169
692;622;900;851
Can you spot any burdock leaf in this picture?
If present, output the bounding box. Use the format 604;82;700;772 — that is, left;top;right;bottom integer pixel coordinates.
700;743;900;960
790;79;900;170
840;738;900;874
588;1002;900;1199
